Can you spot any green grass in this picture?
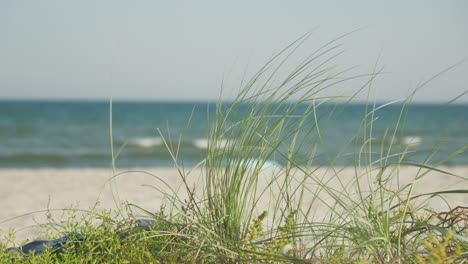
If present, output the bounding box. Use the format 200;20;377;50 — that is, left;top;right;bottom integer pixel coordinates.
1;34;467;263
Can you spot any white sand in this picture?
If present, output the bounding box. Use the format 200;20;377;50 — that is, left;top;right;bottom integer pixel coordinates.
1;166;466;244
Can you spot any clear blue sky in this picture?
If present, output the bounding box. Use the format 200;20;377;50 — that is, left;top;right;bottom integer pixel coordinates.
1;0;467;102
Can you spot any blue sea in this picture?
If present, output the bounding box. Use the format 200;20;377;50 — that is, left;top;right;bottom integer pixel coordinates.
0;100;467;168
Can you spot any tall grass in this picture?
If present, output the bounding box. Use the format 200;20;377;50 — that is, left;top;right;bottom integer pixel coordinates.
1;34;467;263
162;34;467;262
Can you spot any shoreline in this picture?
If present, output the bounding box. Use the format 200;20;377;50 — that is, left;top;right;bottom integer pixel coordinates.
1;166;467;243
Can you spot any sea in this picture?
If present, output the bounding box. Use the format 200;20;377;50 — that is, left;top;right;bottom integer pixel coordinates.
0;100;467;168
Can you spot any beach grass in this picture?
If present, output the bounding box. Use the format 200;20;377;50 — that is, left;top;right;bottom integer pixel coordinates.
1;35;467;263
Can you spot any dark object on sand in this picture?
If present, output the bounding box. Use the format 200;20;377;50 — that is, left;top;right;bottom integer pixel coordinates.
7;234;83;255
135;218;155;229
6;218;155;256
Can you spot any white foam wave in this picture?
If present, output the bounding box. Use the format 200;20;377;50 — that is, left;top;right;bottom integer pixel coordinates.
373;136;423;146
224;158;281;169
402;136;422;146
128;137;163;148
193;138;233;149
193;139;209;149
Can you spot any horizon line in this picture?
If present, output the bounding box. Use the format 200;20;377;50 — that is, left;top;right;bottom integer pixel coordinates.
1;98;467;105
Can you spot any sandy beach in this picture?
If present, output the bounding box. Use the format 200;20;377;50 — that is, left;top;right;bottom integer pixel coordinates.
1;166;467;244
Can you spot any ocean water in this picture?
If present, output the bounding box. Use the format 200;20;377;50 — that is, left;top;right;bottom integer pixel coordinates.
0;100;467;168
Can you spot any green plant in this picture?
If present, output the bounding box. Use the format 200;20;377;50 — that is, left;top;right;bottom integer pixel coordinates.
415;230;463;264
157;34;467;263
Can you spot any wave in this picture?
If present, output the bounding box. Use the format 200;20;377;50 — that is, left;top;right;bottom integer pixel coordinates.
125;137;234;150
223;158;281;169
359;136;424;147
193;139;234;149
127;137;164;148
401;136;423;146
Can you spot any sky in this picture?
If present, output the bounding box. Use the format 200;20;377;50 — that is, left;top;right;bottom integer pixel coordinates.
1;0;467;103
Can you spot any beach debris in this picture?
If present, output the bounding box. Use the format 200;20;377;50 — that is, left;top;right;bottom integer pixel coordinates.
135;218;156;229
6;219;155;256
7;234;83;255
